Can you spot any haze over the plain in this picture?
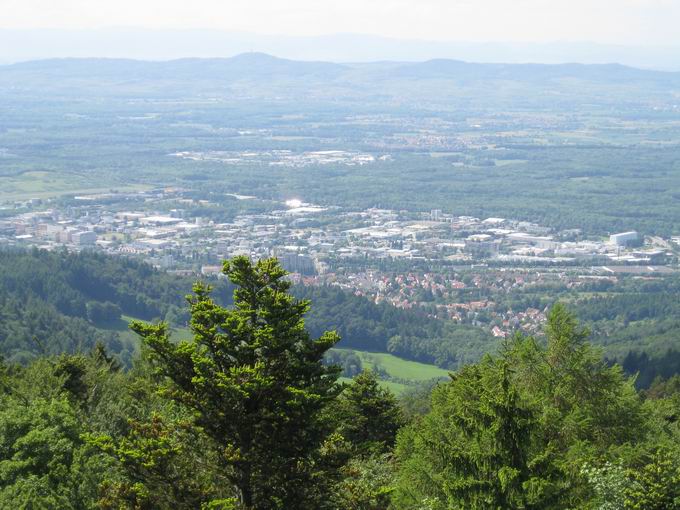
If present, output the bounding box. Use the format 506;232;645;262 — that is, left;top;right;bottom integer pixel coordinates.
1;0;679;68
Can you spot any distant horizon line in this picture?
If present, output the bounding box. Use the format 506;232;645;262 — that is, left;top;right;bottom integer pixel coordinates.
1;30;678;71
3;51;679;75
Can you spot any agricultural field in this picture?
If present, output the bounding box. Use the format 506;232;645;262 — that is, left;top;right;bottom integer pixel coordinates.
0;170;148;201
334;348;450;394
353;350;450;381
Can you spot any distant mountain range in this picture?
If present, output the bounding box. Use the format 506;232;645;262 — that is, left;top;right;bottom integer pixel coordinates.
1;29;680;71
5;52;680;79
3;52;679;98
5;53;347;80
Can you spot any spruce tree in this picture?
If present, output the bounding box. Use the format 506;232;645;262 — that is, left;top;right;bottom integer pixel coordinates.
131;256;341;509
393;356;563;509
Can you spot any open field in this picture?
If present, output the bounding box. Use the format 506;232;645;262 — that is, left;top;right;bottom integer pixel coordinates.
0;171;150;201
353;350;450;381
335;348;450;394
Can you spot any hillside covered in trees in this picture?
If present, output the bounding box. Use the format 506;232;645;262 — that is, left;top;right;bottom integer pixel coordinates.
0;248;215;365
0;248;679;387
0;256;678;508
0;248;493;370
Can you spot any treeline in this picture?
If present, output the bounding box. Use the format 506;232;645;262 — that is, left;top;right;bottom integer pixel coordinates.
0;248;178;319
572;275;680;324
0;294;117;364
0;257;678;508
0;247;211;320
393;305;680;509
568;278;680;379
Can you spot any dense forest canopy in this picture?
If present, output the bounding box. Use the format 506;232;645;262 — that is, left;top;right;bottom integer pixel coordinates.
0;257;678;508
0;247;214;364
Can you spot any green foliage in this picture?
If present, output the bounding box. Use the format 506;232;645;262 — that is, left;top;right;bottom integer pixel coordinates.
53;353;90;403
394;357;565;509
0;254;679;509
643;374;680;400
581;462;628;510
0;248;196;322
568;275;680;372
325;349;363;378
394;304;648;509
398;379;441;420
624;449;680;509
0;361;107;508
131;256;342;509
86;301;123;325
502;305;646;471
0;249;495;371
622;351;680;390
0;248;208;362
333;370;404;455
87;413;228;509
296;285;494;369
331;454;396;510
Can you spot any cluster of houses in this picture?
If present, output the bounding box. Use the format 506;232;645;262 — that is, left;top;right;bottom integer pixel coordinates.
1;188;676;339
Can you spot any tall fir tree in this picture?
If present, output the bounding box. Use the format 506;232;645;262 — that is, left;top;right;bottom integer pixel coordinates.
131;256;342;509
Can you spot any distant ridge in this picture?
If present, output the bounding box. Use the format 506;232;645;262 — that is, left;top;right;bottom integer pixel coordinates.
2;53;679;102
1;29;680;71
5;53;348;80
4;52;679;78
392;59;679;83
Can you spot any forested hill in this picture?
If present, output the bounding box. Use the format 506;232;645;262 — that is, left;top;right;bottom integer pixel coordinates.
2;54;679;106
294;285;492;368
0;249;489;368
0;248;226;363
0;258;678;508
2;248;678;385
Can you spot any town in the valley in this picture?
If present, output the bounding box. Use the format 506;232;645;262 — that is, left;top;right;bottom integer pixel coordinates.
1;187;678;339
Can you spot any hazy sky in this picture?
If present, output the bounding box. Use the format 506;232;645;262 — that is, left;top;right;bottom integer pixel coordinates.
1;0;679;46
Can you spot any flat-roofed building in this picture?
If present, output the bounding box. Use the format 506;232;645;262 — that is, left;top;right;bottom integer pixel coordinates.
72;231;97;246
610;231;639;247
140;215;182;226
280;253;316;275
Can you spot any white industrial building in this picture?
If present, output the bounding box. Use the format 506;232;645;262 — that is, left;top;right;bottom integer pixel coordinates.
610;231;639;247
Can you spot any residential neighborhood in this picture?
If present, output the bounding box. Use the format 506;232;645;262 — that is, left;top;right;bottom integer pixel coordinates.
1;188;677;339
